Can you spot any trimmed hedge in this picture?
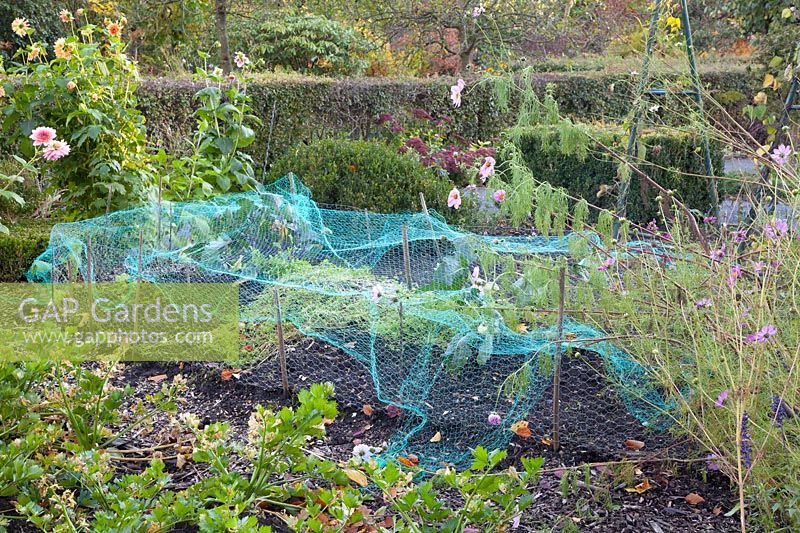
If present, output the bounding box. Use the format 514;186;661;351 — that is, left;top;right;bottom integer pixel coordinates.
267;138;452;214
0;220;52;282
138;68;754;169
511;125;723;223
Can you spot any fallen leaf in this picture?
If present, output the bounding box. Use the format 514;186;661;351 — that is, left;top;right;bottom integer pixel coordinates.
624;479;652;494
763;73;776;89
430;431;442;443
624;439;645;450
712;505;722;516
343;468;368;487
541;436;553;446
515;323;528;333
176;454;186;469
220;369;234;381
510;420;532;438
362;404;374;416
386;405;401;418
147;374;168;382
685;492;705;505
398;454;419;468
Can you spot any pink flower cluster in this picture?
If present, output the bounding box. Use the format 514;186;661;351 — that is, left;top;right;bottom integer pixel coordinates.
29;127;70;161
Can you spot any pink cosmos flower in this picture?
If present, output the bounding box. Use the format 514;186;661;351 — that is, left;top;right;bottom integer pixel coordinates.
42;139;70;161
764;219;789;241
695;298;712;309
479;156;496;181
771;144;792;166
472;5;486;17
703;216;717;224
447;187;462;209
714;390;728;408
746;324;777;344
710;244;726;262
487;412;501;425
727;264;742;288
731;229;748;243
30;127;57;146
751;260;766;274
597;256;616;271
450;79;465;107
492;189;506;203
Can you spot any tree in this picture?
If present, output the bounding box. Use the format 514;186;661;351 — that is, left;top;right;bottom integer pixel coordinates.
215;0;231;73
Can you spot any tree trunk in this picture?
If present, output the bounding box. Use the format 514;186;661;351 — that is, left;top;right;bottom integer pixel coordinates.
215;0;231;73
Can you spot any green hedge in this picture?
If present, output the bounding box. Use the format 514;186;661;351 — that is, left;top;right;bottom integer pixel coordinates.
0;220;52;282
267;138;452;214
138;68;754;168
511;125;723;223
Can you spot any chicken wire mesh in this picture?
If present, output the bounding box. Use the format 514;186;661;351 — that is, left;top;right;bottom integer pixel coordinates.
28;175;676;468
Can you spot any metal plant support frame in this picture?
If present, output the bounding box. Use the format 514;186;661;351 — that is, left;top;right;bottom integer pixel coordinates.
616;0;717;220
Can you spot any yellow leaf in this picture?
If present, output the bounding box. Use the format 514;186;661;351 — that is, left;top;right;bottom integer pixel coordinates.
763;74;776;89
430;431;442;443
515;323;528;334
782;7;793;18
398;454;420;468
343;468;368;487
624;479;652;493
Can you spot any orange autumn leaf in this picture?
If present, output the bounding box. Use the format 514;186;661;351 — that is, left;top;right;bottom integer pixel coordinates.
397;454;419;468
147;373;168;382
624;479;652;494
220;368;234;381
685;492;705;505
510;420;532;438
362;404;374;416
541;436;553;446
624;439;645;450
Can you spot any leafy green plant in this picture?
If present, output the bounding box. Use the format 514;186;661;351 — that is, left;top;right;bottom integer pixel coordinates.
159;60;261;200
0;13;153;217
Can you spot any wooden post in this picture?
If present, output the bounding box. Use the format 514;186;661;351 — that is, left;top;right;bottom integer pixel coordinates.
401;224;412;290
85;236;93;285
552;265;567;452
273;288;290;398
66;256;73;283
138;229;144;283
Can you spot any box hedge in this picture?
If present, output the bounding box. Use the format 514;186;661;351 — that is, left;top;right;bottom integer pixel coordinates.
0;220;52;282
510;124;723;224
138;68;753;169
266;138;453;214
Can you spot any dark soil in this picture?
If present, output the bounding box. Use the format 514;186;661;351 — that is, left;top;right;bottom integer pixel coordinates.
8;336;739;531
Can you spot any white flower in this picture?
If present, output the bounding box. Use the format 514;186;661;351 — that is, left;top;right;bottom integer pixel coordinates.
477;323;488;335
353;443;381;461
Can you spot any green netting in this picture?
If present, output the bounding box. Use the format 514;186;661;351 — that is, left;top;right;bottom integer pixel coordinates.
28;176;675;468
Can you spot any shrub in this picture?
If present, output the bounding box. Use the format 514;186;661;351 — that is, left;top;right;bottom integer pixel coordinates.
0;219;51;281
267;139;453;214
509;124;723;223
233;11;375;77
